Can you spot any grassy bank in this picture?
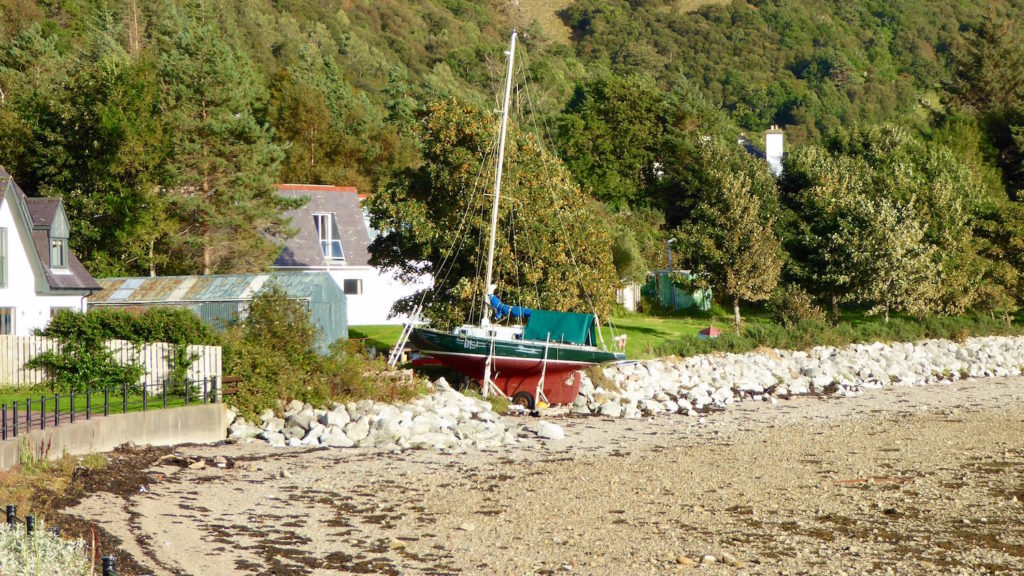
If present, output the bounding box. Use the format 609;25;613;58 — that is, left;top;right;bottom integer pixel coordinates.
603;310;1023;359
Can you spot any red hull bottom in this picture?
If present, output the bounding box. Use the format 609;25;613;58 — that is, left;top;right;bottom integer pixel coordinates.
425;352;584;406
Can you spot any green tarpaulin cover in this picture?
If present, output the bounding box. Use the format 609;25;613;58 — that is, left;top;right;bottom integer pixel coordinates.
523;310;596;346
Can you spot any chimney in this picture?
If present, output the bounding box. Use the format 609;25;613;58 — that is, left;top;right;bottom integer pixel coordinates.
765;125;784;177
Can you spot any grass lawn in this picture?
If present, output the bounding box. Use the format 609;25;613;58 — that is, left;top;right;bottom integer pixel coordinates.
0;385;205;423
349;310;778;361
600;306;773;359
348;324;406;354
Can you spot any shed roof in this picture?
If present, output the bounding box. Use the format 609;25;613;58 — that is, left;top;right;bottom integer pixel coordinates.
274;184;371;268
92;272;338;304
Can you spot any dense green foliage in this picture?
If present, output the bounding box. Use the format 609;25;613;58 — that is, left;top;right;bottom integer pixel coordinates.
222;287;421;419
366;98;618;327
40;307;219;346
1;0;1024;328
26;307;218;393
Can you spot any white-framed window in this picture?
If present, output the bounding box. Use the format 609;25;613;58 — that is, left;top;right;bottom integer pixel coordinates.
50;307;76;318
0;227;6;288
0;307;13;335
343;278;362;295
313;213;344;260
50;237;68;269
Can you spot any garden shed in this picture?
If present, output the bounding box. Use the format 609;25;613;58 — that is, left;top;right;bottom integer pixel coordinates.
89;272;347;353
643;271;713;311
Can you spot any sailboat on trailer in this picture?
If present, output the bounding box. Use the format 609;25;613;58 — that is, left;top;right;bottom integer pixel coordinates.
408;31;625;409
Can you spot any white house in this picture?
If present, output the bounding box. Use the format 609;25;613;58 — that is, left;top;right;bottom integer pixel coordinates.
273;184;431;326
738;126;785;176
0;167;100;335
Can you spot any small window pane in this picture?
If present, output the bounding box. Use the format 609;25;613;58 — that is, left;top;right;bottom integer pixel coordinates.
50;239;67;269
343;279;362;295
0;308;13;335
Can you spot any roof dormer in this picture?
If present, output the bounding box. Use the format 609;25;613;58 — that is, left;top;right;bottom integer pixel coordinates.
48;204;69;270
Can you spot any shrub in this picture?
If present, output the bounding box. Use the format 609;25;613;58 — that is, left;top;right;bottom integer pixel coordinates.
41;307;219;346
768;284;826;327
223;287;423;419
0;522;91;576
25;334;144;394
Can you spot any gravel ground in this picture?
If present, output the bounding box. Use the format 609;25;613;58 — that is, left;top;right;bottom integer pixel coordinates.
65;377;1024;575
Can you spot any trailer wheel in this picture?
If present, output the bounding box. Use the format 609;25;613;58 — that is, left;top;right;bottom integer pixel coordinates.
511;391;535;410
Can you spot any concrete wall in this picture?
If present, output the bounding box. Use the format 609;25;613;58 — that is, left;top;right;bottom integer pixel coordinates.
0;403;228;470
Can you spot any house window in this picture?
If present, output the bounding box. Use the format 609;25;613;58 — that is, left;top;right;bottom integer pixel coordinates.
343;279;362;295
0;308;13;335
50;238;68;269
313;213;344;260
0;227;6;288
50;307;76;318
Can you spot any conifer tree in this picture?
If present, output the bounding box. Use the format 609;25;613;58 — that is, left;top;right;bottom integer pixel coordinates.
151;4;289;274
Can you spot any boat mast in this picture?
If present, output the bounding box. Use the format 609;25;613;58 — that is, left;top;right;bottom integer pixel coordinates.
482;30;517;327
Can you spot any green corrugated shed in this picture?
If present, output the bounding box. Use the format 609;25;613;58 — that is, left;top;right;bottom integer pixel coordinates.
642;271;713;311
90;272;347;353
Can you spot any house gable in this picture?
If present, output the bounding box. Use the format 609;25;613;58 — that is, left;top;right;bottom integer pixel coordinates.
1;177;50;294
274;184;372;268
0;169;99;294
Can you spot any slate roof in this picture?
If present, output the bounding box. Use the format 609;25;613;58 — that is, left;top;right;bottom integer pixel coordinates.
25;197;59;227
0;166;100;292
738;134;766;161
274;184;372;268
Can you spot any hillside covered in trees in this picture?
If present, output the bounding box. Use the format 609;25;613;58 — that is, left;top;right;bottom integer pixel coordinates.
1;0;1022;323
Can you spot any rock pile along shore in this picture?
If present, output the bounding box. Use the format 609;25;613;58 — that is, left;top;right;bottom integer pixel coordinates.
225;336;1024;451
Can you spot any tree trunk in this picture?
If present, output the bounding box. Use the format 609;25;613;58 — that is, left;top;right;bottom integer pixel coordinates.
733;297;741;333
830;293;840;323
884;307;889;323
202;229;212;275
148;240;156;277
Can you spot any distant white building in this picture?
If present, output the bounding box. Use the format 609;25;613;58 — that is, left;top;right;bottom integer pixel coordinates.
765;125;784;177
0;167;100;335
738;125;785;177
273;184;431;326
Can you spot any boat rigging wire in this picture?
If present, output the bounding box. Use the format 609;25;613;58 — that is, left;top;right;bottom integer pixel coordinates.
516;43;619;343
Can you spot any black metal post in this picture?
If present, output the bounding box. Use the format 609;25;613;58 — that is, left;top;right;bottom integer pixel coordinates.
54;394;59;427
2;404;6;441
25;515;34;535
203;378;208;405
142;382;147;412
6;505;15;526
12;403;18;437
70;391;75;424
102;556;117;576
104;387;109;417
162;380;167;409
25;399;31;432
40;397;45;430
86;390;92;420
122;383;128;414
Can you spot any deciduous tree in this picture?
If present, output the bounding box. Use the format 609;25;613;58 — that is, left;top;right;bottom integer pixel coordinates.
367;98;618;328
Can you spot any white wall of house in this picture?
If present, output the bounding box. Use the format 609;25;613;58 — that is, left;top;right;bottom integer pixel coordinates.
0;196;86;336
327;266;431;325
